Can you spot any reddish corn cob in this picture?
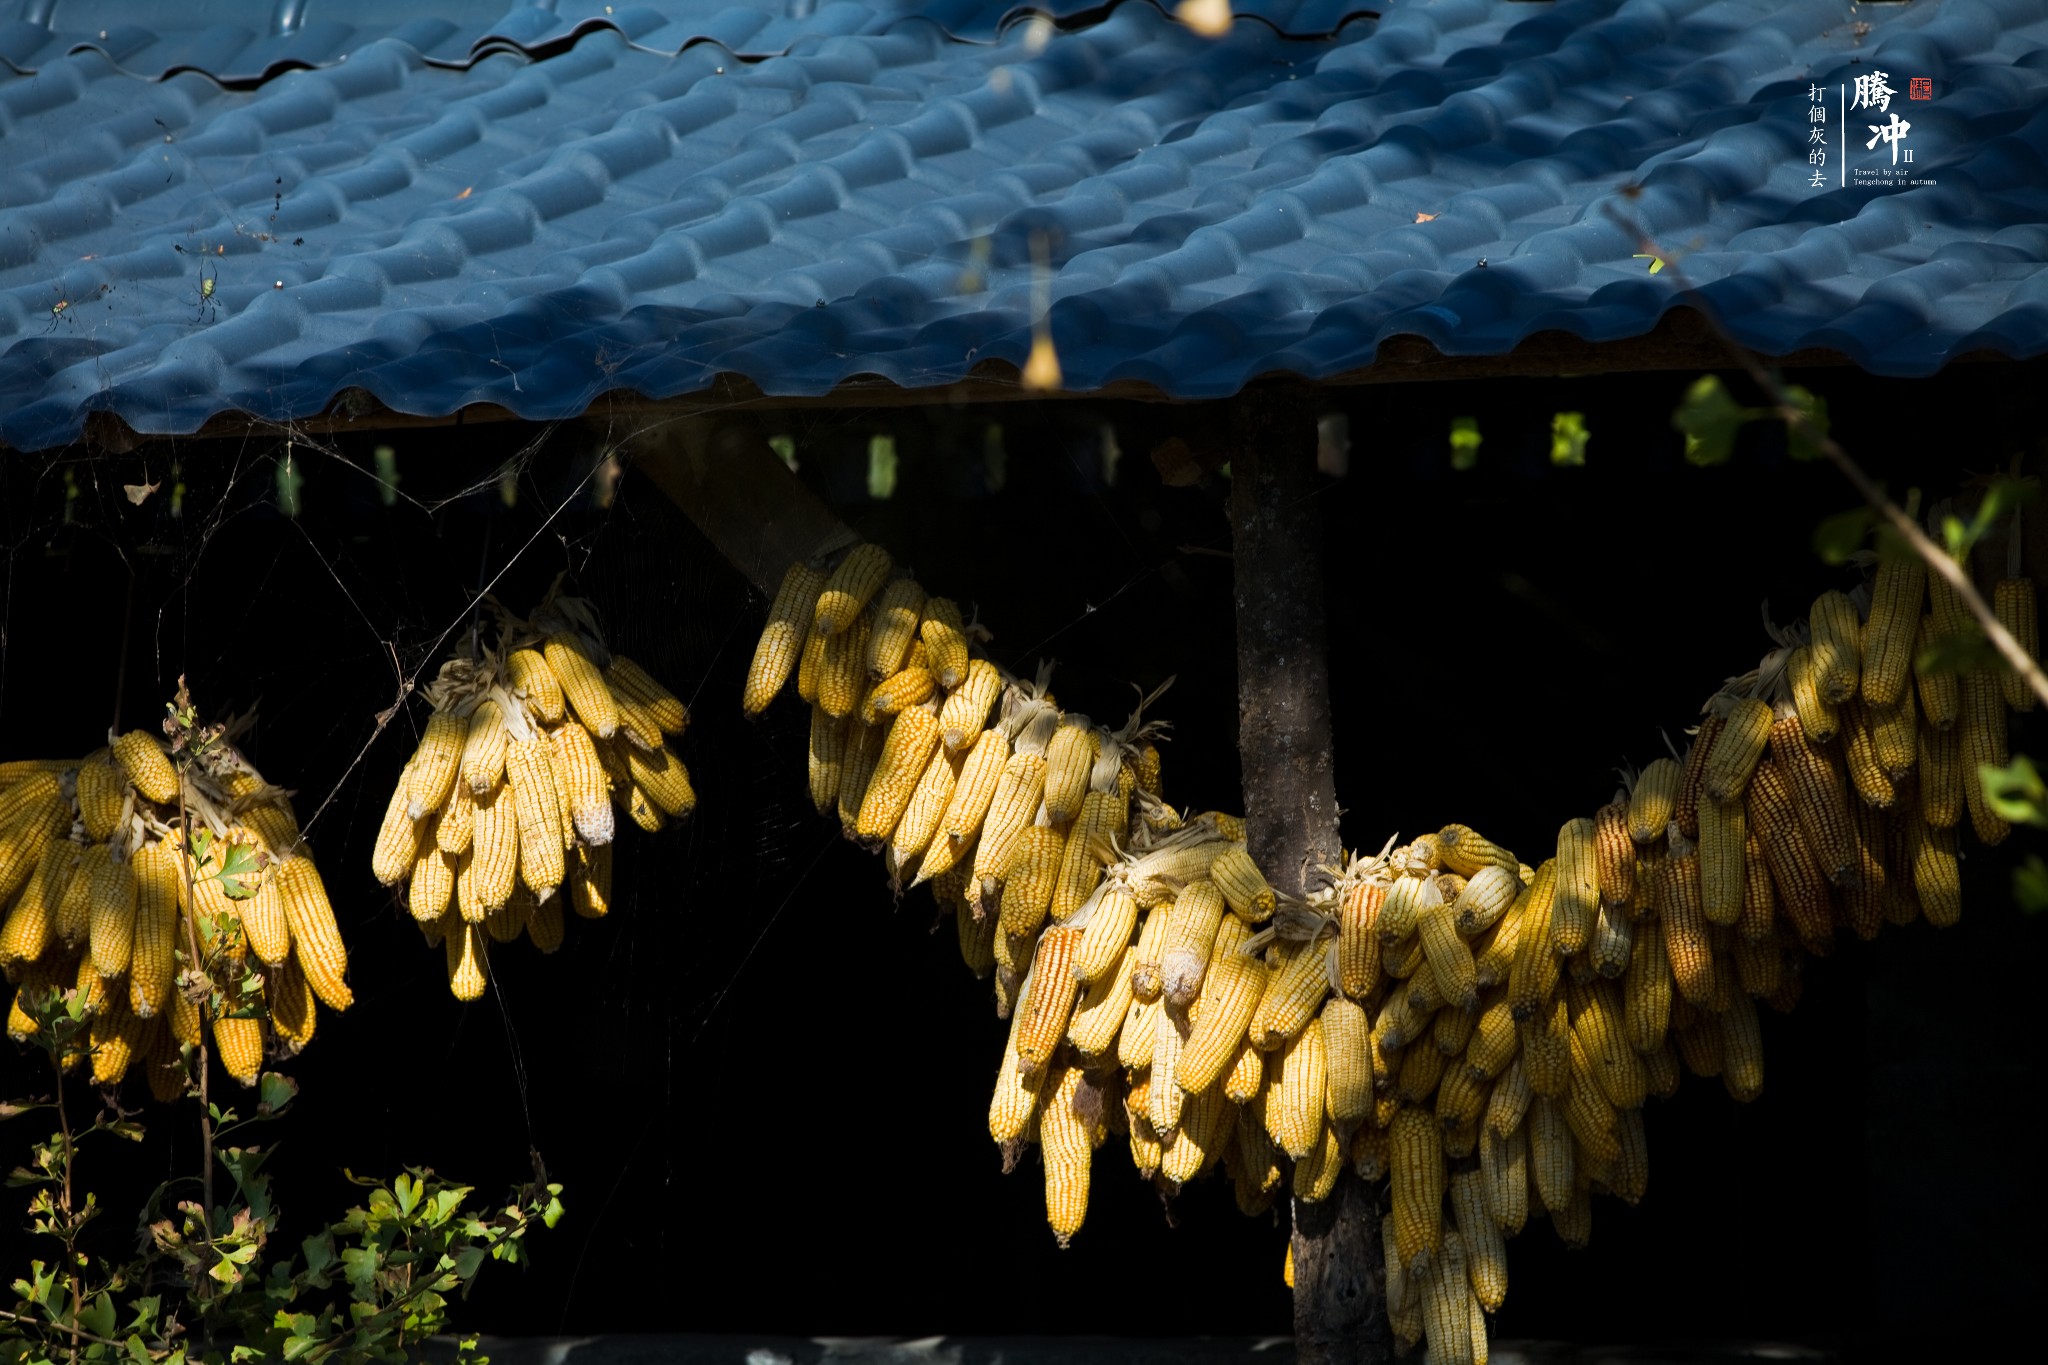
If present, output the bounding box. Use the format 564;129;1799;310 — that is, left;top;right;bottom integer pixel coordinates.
1673;713;1725;840
1746;758;1835;951
1623;916;1672;1055
1015;927;1083;1067
1337;873;1386;999
1659;836;1714;1008
1766;712;1856;885
1592;800;1635;910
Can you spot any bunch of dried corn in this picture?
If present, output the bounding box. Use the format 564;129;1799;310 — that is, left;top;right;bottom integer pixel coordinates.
0;706;349;1099
748;534;2037;1357
376;588;686;1000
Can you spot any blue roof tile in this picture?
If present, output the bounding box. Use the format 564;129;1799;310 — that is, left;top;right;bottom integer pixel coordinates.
1;0;2046;448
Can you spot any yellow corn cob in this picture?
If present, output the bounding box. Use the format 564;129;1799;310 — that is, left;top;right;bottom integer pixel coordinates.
1377;870;1437;946
1449;864;1519;937
460;699;509;794
461;782;516;917
1622;915;1672;1054
1163;1079;1234;1190
999;822;1064;941
799;708;848;819
0;771;60;830
1861;552;1926;706
1416;898;1477;1013
610;690;665;753
436;781;476;854
50;842;98;948
1291;1115;1343;1203
1560;1035;1620;1169
1720;988;1765;1102
855;706;942;847
1118;996;1161;1071
1480;1121;1528;1236
1250;933;1334;1050
0;839;70;967
507;646;567;724
211;1014;263;1086
1588;896;1633;980
1321;996;1374;1124
1840;698;1896;809
445;920;488;1001
1785;643;1839;744
1643;1034;1682;1097
1389;1107;1446;1273
126;840;181;1019
939;659;1004;753
1486;1059;1532;1140
1042;721;1098;826
1436;1061;1488;1132
83;847;139;980
795;625;827;706
860;667;936;727
1150;1006;1190;1136
955;887;997;978
972;718;1055;898
488;888;529;945
525;891;564;953
76;750;126;843
1462;996;1517;1081
1913;614;1960;729
1266;1018;1327;1160
1704;697;1774;802
1161;879;1228;1008
1959;671;2012;845
1624;757;1679;845
1737;832;1775;943
890;744;963;874
1810;588;1863;703
0;797;68;906
813;543;892;638
1695;790;1748;929
1237;1107;1282;1216
1918;715;1962;829
88;1000;144;1084
1672;999;1725;1077
569;842;613;919
624;743;696;821
544;632;618;738
1037;1063;1094;1247
1016;927;1083;1067
862;577;927;681
278;856;351;1011
1050;793;1117;924
1175;915;1265;1093
112;730;179;805
1448;1168;1507;1312
1841;799;1887;940
918;597;970;690
1907;813;1961;927
546;723;612;845
991;987;1050;1144
1660;833;1716;1005
745;564;827;716
1506;890;1561;1024
1527;1094;1574;1213
1745;758;1835;949
1586;800;1633;911
1567;978;1643;1111
1127;892;1174;1003
268;954;317;1045
1073;881;1138;984
1209;844;1276;922
405;711;467;819
1550;816;1598;956
1337;874;1385;999
370;775;421;887
1995;577;2039;711
1435;823;1516;878
922;726;1008;881
409;842;456;923
1869;688;1918;781
1395;1034;1446;1106
1067;936;1135;1058
1733;926;1785;997
608;655;687;734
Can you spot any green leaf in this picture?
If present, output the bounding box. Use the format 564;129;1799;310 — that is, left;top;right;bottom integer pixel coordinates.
2013;856;2048;913
1782;385;1831;462
1672;375;1755;467
451;1246;486;1281
1549;411;1589;466
79;1291;117;1339
258;1072;298;1118
767;434;797;470
1813;505;1880;566
373;445;401;507
394;1172;419;1218
1448;416;1481;471
1979;755;2048;828
340;1247;380;1290
213;841;265;900
186;828;215;867
865;435;898;500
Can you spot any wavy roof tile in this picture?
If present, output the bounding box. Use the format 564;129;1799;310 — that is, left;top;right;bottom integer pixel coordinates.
1;0;2044;450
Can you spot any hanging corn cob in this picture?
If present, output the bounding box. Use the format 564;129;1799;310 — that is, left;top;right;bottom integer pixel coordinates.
372;582;686;999
741;522;2033;1356
1;684;349;1098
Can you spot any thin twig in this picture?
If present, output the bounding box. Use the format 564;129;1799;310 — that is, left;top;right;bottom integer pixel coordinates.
1612;206;2048;710
0;1307;132;1350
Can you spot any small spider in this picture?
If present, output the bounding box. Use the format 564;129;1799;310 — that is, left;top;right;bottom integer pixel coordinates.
45;282;110;332
195;260;218;322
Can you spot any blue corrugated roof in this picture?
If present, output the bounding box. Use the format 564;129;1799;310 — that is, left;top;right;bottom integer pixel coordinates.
1;0;2044;450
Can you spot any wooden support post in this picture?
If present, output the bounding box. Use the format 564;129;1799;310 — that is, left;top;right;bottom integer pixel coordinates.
1226;391;1389;1365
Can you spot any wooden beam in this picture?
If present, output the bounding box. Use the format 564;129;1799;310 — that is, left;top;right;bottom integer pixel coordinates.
1225;391;1386;1365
